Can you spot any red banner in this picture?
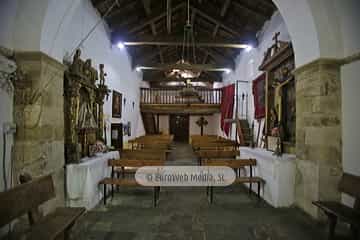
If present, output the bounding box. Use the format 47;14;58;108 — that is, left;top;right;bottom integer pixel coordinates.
220;84;235;136
252;73;266;119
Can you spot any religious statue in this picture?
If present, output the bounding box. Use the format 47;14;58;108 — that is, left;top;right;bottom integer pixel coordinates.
71;49;83;75
84;59;92;79
269;107;279;136
99;64;107;86
78;101;97;129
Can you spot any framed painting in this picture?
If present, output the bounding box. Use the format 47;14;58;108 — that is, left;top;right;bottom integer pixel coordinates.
112;90;122;118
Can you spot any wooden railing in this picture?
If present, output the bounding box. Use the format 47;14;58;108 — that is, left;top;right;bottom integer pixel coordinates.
140;88;222;105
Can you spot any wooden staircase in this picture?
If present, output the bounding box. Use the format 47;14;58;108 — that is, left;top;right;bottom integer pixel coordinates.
236;119;253;146
142;112;157;134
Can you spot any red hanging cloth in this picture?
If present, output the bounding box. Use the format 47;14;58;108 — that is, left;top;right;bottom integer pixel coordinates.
220;84;235;136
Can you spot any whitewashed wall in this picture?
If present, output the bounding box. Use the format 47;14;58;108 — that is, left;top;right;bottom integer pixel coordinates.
222;11;291;144
0;0;145;147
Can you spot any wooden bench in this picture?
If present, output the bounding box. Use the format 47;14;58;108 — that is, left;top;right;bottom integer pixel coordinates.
195;149;240;165
202;159;265;204
192;140;238;151
99;159;165;207
115;149;168;177
313;173;360;240
0;174;85;240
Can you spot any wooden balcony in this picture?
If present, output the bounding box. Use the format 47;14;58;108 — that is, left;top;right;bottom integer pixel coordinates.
140;88;222;114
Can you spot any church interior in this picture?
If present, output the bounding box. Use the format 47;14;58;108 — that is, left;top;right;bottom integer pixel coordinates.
0;0;360;239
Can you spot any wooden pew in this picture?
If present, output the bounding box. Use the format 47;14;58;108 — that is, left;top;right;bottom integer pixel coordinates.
195;149;240;165
129;134;173;150
0;174;85;240
192;141;238;151
202;159;265;204
99;159;165;207
313;173;360;240
115;149;168;177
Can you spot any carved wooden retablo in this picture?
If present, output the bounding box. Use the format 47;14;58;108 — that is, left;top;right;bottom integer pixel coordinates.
64;49;109;163
259;32;295;154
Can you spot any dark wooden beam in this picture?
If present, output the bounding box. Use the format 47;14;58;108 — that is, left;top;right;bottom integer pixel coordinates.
167;0;172;34
231;0;270;21
220;0;231;17
198;47;235;70
137;63;231;72
132;46;172;67
123;40;249;48
127;2;185;35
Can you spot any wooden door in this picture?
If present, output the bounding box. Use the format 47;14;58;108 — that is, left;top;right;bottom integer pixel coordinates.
111;123;123;150
169;114;189;142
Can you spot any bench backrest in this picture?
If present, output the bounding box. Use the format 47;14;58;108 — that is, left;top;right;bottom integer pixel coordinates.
109;159;165;167
339;173;360;200
0;175;55;227
202;159;257;168
120;150;167;160
196;150;240;159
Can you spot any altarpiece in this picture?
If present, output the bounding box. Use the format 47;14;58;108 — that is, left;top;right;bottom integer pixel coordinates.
64;49;109;163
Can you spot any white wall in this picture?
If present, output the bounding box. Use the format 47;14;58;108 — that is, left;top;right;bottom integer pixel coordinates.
0;0;145;146
336;0;360;206
222;11;291;144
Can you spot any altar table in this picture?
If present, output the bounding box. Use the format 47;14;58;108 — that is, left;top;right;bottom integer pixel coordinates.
66;151;119;209
239;147;296;207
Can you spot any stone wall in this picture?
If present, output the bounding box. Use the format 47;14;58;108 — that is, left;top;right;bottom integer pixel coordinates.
13;51;66;213
294;59;342;218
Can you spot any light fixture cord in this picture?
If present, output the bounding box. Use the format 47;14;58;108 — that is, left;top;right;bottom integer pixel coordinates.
70;0;120;57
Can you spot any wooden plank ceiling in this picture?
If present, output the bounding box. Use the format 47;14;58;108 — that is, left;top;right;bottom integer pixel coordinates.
91;0;276;86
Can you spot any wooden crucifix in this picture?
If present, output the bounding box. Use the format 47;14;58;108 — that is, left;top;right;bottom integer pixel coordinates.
273;32;280;49
196;116;208;136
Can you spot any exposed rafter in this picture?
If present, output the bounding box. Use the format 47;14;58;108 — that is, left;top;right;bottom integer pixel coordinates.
123;40;249;49
137;63;231;72
91;0;277;84
127;2;185;35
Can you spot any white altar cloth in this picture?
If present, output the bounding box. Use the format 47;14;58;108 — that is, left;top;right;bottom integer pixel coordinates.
66;151;119;210
239;147;296;207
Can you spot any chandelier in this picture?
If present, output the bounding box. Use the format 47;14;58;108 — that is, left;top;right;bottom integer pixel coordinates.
165;0;201;79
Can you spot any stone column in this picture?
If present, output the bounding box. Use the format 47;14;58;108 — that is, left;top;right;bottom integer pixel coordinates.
13;51;66;213
294;59;342;218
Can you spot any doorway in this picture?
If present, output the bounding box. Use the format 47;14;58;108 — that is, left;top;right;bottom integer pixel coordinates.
170;114;189;142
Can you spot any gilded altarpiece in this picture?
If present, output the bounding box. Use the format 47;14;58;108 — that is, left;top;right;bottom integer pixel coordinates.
64;49;109;163
259;33;296;153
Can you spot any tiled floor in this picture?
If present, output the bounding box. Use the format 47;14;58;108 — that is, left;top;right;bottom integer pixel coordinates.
74;143;351;240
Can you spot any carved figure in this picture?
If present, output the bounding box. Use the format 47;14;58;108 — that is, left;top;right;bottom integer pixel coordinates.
99;64;106;85
71;49;83;75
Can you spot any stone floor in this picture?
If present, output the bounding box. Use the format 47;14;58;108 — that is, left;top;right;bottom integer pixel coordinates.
73;143;351;240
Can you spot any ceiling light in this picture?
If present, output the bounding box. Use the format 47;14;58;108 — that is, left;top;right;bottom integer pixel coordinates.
117;42;125;49
135;66;142;72
224;68;232;74
245;45;253;52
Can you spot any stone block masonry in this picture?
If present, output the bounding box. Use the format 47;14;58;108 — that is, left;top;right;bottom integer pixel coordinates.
13;51;66;214
294;58;342;218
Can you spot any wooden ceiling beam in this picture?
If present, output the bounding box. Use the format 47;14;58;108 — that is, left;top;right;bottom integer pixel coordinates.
141;0;164;64
198;47;235;70
189;5;241;38
220;0;231;17
137;63;232;72
127;2;185;35
133;46;172;67
231;0;269;21
123;40;249;49
167;0;172;34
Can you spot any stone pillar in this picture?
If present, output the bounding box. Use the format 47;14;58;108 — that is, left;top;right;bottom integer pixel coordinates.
294;59;342;218
13;51;66;213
